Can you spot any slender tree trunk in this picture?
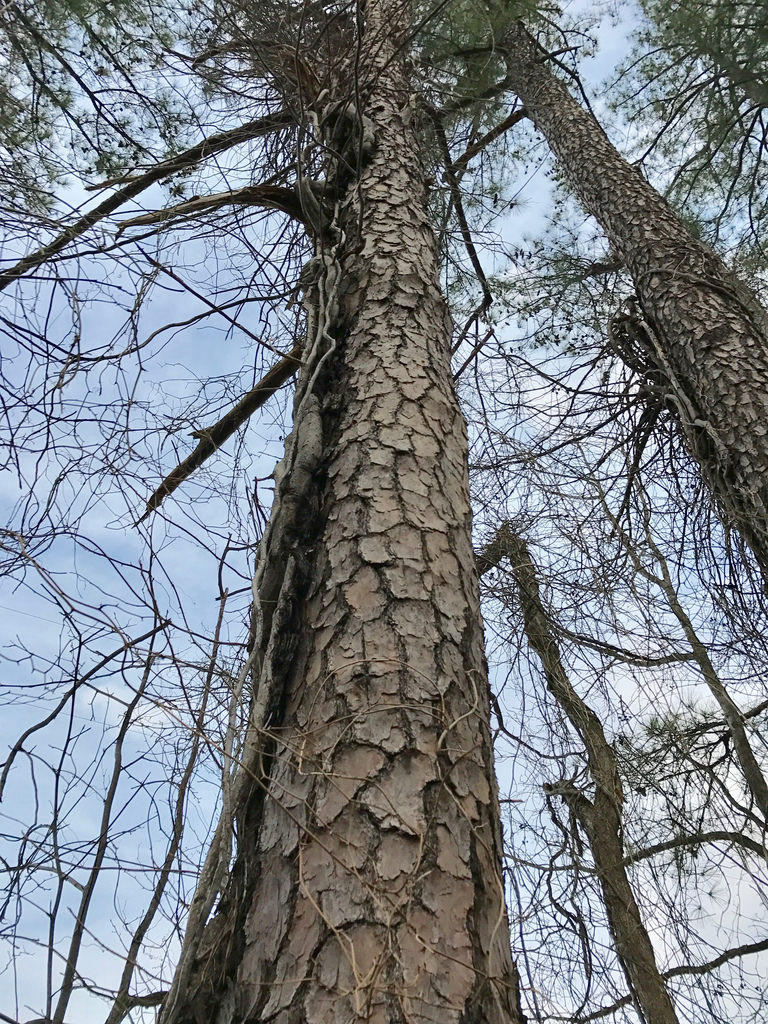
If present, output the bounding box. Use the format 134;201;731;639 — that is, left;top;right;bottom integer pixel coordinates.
613;508;768;823
160;5;523;1023
479;523;680;1024
503;21;768;577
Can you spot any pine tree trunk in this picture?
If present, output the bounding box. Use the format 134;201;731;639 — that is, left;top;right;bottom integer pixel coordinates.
504;21;768;576
479;526;680;1024
160;5;523;1023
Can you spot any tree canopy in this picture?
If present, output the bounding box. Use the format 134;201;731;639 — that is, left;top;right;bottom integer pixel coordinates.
1;1;767;1023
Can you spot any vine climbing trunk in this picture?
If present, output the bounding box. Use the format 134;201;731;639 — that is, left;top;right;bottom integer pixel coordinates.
159;3;523;1023
503;20;768;578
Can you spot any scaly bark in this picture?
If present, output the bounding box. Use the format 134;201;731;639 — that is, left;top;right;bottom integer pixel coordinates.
160;4;523;1023
479;524;680;1024
503;21;768;577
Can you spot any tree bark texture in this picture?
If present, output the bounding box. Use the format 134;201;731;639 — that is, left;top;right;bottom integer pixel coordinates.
504;22;768;576
479;524;680;1024
162;5;523;1024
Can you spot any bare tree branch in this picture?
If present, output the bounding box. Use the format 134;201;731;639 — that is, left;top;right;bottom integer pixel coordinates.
0;111;292;290
139;345;302;522
115;184;316;236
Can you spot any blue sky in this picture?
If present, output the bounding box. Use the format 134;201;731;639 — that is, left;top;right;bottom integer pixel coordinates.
3;3;768;1021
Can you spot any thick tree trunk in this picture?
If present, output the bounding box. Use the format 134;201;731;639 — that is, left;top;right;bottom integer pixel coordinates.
160;5;523;1024
479;524;680;1024
503;22;768;576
